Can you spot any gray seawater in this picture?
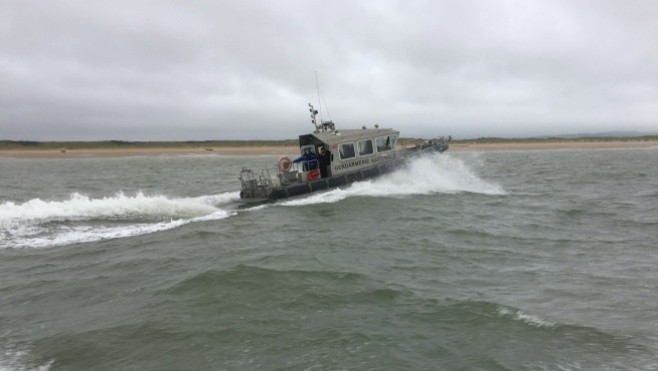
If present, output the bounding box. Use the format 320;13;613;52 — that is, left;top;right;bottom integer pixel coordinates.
1;148;657;370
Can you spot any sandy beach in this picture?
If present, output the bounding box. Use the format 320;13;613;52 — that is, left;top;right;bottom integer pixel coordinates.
0;145;300;158
1;140;657;158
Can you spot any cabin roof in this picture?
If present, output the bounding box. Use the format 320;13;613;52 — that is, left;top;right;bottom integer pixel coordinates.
311;128;399;145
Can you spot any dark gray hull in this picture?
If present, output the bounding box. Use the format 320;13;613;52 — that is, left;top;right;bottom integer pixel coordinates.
270;158;400;200
248;142;447;202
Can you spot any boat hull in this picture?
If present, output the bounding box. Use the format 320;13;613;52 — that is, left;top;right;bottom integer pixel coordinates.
270;159;400;200
240;142;447;203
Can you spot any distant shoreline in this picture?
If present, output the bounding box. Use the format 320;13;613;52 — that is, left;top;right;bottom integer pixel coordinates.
0;146;300;158
1;138;657;158
449;139;658;152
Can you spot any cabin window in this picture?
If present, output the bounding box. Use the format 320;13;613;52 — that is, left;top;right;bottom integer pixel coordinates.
358;139;374;156
376;134;397;152
339;143;355;159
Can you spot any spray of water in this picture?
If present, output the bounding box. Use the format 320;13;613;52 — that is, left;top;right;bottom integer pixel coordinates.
0;191;240;249
281;153;505;206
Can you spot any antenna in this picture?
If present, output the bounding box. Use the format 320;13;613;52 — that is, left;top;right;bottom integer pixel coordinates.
315;71;323;124
314;71;333;124
311;72;336;133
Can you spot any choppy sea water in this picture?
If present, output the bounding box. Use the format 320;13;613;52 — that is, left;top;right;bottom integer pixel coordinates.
1;148;657;370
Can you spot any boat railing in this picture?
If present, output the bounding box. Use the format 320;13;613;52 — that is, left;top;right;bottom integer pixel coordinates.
260;168;281;189
239;168;258;189
273;161;317;186
279;169;299;185
240;167;280;190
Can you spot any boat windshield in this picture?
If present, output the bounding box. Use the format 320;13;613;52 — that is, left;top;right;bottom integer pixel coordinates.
376;134;398;152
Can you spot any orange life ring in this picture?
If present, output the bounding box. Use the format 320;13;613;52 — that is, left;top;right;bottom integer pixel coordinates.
307;169;321;181
277;156;292;172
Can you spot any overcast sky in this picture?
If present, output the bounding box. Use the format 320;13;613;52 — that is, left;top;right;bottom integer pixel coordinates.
1;0;657;140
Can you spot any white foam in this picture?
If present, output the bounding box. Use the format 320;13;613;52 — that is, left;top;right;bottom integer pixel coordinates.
280;188;350;206
188;192;241;206
0;191;238;223
242;204;270;211
280;153;505;206
0;337;52;371
0;192;238;249
496;305;555;328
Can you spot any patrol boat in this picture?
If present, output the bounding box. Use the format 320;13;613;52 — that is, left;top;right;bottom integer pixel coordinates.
239;103;449;202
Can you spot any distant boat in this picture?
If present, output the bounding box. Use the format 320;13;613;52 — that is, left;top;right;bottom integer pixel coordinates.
238;103;449;202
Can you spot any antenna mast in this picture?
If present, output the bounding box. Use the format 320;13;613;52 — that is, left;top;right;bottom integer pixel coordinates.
309;71;335;133
315;71;323;124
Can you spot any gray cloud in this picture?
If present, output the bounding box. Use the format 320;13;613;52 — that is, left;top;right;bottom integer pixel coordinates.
1;0;657;140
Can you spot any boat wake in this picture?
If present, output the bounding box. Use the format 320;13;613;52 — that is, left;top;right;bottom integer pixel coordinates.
0;191;240;250
1;154;502;249
280;153;505;206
